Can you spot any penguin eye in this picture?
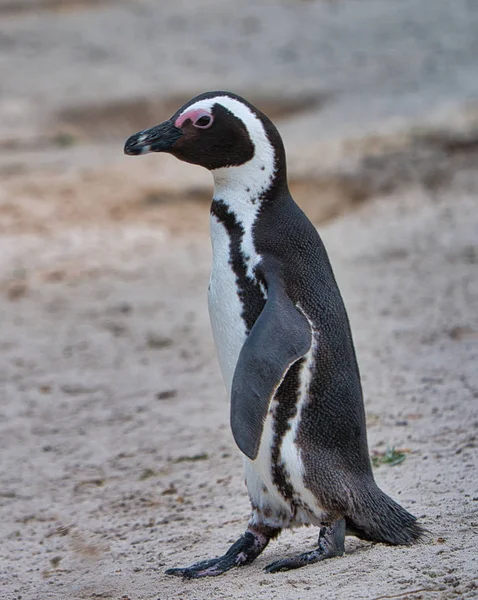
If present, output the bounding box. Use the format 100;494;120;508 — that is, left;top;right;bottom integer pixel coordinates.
193;114;213;129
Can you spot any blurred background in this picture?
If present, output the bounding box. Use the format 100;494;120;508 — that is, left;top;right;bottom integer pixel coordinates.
1;1;477;599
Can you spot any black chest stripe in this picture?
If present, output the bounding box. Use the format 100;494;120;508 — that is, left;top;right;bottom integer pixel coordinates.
211;200;265;333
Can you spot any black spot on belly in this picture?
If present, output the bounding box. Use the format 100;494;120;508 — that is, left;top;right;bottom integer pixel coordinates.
271;360;303;501
211;199;265;332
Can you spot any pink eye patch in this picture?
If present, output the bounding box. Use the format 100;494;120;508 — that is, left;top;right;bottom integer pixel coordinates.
175;108;213;128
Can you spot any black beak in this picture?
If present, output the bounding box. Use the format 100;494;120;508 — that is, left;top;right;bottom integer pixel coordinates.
124;120;183;156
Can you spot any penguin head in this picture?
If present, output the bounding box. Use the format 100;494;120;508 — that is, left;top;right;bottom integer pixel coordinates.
124;92;286;191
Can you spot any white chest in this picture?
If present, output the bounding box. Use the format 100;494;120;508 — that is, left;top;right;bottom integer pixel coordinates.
208;214;248;394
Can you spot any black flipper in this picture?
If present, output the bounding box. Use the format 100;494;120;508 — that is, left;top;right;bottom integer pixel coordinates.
230;268;312;460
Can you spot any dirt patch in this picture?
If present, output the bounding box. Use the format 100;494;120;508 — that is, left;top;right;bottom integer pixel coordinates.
0;171;211;236
4;105;478;245
291;122;478;222
0;169;391;237
3;120;478;237
0;0;122;16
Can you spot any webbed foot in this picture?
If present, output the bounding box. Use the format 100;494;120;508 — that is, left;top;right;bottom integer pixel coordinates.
265;518;345;573
166;525;280;579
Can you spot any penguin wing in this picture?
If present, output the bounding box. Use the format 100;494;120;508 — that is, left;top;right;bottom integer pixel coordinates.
230;272;312;460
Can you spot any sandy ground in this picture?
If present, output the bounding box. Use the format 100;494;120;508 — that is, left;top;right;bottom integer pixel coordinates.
2;176;477;600
1;1;478;599
0;176;478;600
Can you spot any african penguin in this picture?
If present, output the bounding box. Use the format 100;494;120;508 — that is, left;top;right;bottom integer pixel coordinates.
124;91;425;577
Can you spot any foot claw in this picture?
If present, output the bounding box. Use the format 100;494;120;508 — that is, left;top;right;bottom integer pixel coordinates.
165;558;227;579
264;560;291;573
165;567;194;578
264;555;311;573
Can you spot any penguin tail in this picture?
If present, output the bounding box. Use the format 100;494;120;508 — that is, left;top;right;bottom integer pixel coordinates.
345;483;427;545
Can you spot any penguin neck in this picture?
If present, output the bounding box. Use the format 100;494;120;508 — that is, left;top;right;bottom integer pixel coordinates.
211;153;288;225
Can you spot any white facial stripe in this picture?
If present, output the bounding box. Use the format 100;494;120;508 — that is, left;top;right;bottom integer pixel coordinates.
177;95;276;201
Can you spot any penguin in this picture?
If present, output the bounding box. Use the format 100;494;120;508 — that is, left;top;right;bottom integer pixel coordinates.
124;91;425;578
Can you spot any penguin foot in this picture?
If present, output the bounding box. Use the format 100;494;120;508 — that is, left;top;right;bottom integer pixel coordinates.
265;518;346;573
165;526;279;579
